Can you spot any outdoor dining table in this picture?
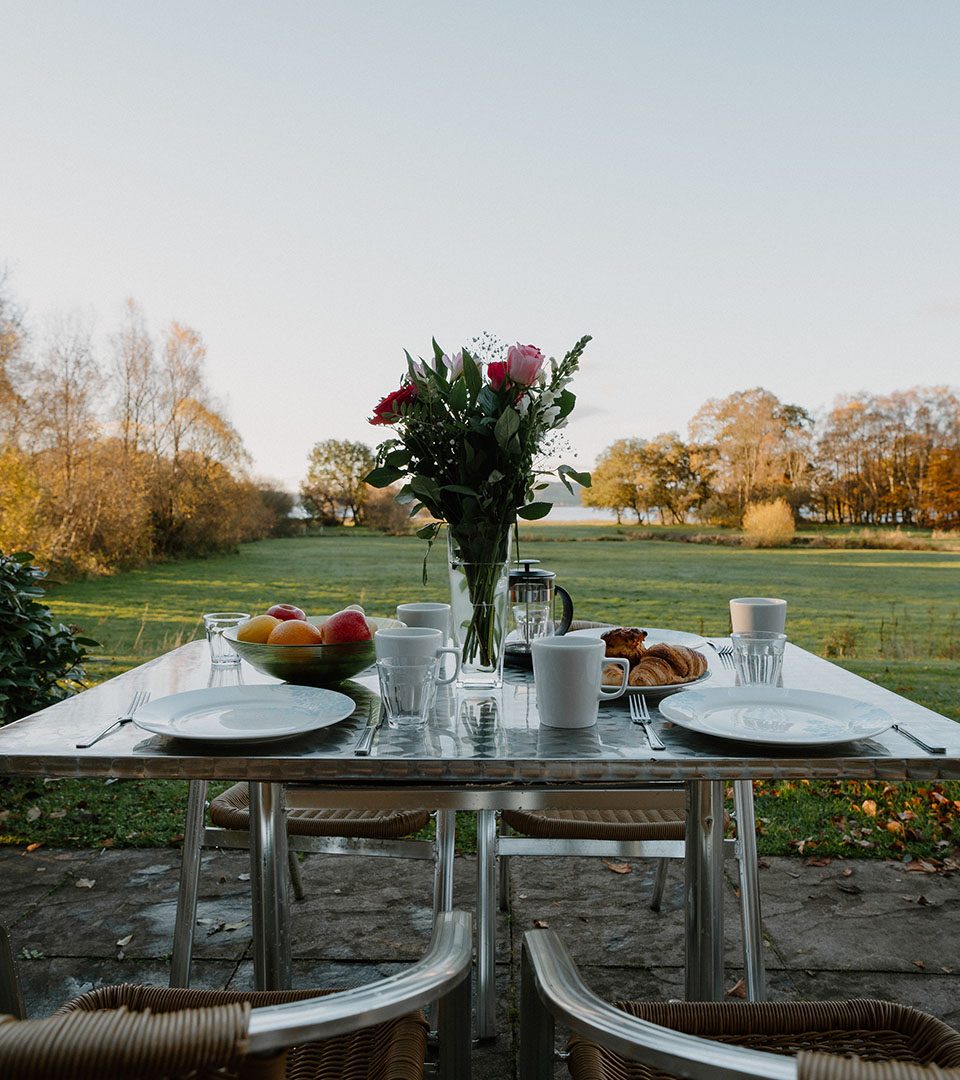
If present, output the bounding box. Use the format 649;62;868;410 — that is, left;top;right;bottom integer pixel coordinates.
1;639;958;1007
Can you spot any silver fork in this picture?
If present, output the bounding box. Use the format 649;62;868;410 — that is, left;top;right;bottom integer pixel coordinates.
708;640;736;668
76;690;150;749
629;694;665;750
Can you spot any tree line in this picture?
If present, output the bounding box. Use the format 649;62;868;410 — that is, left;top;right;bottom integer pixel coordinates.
583;386;960;527
0;273;290;574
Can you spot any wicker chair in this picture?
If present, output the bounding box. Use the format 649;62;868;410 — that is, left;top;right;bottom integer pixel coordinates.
171;778;455;988
476;624;765;1039
520;927;960;1080
0;912;472;1080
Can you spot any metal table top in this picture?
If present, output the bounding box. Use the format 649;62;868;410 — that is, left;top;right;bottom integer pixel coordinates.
1;641;958;784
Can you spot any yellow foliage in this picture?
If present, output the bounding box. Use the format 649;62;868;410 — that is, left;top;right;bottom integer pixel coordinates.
742;498;796;548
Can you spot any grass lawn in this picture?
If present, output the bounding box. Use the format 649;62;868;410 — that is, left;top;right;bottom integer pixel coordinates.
2;528;958;859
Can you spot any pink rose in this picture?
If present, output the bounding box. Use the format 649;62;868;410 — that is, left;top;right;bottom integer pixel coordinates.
506;343;545;386
370;383;418;425
487;360;508;391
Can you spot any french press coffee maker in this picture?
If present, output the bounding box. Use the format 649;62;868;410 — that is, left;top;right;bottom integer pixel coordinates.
505;559;574;666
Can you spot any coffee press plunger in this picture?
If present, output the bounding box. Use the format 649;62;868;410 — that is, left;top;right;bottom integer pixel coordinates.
505;559;574;665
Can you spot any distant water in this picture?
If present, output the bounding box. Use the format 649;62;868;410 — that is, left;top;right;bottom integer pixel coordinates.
537;506;622;524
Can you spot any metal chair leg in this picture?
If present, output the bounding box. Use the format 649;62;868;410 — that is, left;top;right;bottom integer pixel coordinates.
649;857;669;912
498;853;510;912
476;808;497;1040
170;779;207;988
287;850;305;901
733;779;766;1000
433;810;456;916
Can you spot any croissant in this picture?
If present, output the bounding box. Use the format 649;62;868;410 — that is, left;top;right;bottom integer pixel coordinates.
601;627;708;687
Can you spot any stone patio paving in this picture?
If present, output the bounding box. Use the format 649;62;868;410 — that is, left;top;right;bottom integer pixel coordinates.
3;845;958;1077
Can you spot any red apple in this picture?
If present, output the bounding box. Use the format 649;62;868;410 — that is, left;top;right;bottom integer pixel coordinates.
265;603;306;622
321;609;373;644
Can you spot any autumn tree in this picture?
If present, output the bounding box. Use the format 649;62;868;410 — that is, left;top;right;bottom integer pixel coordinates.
690;388;812;521
581;438;649;523
0;268;29;448
301;440;376;525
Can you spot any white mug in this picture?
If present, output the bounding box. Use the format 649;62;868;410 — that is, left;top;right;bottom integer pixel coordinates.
374;627;461;686
396;602;452;642
532;636;629;729
729;597;787;634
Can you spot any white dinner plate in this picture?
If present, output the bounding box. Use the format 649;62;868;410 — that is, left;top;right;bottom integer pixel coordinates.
569;625;711;699
133;685;356;743
660;687;892;747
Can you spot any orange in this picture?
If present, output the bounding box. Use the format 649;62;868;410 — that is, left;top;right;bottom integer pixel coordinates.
267;619;325;645
236;614;281;644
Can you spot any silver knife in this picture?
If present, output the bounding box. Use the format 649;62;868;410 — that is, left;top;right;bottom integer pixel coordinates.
353;699;384;756
892;724;946;755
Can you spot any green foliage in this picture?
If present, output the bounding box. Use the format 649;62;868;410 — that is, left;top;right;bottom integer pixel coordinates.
0;551;98;724
367;336;593;558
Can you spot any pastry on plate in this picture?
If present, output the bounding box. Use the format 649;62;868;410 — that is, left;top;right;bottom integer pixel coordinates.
600;627;648;666
600;627;708;687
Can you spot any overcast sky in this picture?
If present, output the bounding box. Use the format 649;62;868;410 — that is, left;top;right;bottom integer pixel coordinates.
2;2;958;489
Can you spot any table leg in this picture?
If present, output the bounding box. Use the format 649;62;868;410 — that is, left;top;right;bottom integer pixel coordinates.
170;779;207;987
684;779;725;1000
250;781;292;990
476;808;497;1039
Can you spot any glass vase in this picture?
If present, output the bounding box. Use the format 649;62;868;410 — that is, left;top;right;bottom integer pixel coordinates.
447;531;511;690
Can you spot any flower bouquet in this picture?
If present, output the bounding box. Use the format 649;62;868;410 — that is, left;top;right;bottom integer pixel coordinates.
367;335;591;686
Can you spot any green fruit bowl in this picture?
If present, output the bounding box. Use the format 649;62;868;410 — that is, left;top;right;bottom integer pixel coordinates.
223;615;404;687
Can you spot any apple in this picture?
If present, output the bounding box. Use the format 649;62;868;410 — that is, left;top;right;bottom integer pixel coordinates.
321;608;373;644
265;603;306;622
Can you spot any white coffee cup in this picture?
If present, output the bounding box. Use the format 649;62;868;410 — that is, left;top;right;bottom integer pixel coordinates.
532;636;630;729
729;597;787;634
374;627;461;686
396;602;452;642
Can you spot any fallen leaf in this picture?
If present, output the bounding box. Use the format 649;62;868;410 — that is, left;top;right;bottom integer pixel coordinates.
116;935;133;947
75;878;95;889
26;806;41;822
49;809;67;819
223;921;249;932
23;843;42;853
804;857;832;867
725;978;746;998
906;860;938;874
913;960;926;970
841;868;854;877
917;895;930;906
861;800;877;817
942;967;954;974
602;860;632;875
532;919;550;929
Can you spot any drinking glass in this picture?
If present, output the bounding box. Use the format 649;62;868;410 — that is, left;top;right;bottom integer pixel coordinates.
203;612;249;667
732;631;786;685
377;655;439;729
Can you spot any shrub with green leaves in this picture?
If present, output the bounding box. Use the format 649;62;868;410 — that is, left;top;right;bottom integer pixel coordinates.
0;551;98;724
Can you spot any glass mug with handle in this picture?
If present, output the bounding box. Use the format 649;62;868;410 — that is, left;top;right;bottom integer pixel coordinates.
374;627;461;684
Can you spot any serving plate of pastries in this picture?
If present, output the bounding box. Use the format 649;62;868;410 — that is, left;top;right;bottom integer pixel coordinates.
569;625;712;699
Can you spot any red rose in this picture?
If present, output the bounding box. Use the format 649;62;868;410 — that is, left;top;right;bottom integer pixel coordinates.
487;361;508;391
370;383;418;425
